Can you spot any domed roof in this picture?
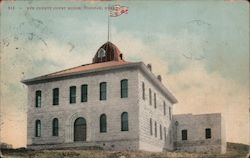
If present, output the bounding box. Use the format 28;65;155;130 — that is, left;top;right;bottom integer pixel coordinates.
93;42;124;63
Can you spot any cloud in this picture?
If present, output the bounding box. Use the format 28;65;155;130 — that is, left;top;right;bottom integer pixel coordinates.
113;29;249;144
0;24;249;147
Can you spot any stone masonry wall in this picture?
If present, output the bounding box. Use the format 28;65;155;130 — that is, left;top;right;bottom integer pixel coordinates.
173;113;226;154
137;70;174;152
27;67;140;150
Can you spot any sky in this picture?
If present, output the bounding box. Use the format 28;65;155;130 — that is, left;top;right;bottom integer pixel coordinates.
0;0;249;148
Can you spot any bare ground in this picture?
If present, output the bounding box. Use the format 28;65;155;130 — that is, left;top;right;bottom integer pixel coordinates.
1;143;249;158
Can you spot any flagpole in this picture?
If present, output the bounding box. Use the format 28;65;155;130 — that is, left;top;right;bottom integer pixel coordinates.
107;5;128;42
107;5;110;42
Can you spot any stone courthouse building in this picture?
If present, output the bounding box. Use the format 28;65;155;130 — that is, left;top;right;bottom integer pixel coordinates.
22;42;226;154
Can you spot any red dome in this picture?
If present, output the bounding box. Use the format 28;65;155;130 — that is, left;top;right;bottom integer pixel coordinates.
93;42;124;63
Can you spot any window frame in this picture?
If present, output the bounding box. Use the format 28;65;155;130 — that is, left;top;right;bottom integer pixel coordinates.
164;127;167;142
52;88;59;105
154;93;157;108
169;107;172;120
121;112;129;131
142;82;145;100
35;90;42;108
100;82;107;100
69;86;76;104
205;128;212;139
149;88;152;105
81;84;88;102
98;48;106;58
181;129;188;140
35;120;41;137
163;101;166;115
160;124;162;140
154;121;157;137
100;114;107;133
120;79;128;98
150;118;153;135
52;118;59;136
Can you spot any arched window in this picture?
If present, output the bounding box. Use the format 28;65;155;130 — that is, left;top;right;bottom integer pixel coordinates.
121;112;128;131
100;114;107;133
35;90;41;107
52;118;59;136
100;82;107;100
120;79;128;98
35;120;41;137
98;48;106;58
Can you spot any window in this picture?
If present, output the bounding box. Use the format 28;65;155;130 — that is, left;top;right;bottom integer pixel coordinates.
150;118;153;135
142;82;145;100
182;129;188;140
52;88;59;105
154;121;157;137
164;127;167;142
100;82;107;100
149;88;152;105
35;90;41;107
169;130;172;144
98;48;106;57
52;118;59;136
100;114;107;133
160;124;162;140
35;120;41;137
121;79;128;98
69;86;76;104
81;84;88;102
205;128;211;139
154;93;157;108
163;101;166;115
121;112;128;131
169;107;172;120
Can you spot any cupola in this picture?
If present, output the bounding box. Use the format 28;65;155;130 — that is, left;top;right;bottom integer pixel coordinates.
92;42;124;63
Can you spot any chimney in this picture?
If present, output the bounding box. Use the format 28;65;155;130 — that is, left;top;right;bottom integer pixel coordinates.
157;75;162;82
147;64;152;71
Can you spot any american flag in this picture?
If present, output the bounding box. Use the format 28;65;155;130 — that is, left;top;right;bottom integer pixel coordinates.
109;5;128;17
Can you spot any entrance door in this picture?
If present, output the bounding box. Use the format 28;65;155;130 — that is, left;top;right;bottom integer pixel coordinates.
74;117;86;141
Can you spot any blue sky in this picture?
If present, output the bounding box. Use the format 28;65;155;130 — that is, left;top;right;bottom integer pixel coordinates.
0;0;249;147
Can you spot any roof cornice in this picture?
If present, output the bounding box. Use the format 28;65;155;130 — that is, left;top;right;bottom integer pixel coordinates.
21;61;177;104
137;62;178;104
21;62;140;85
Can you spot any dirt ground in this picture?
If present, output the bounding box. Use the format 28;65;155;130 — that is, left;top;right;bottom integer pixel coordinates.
1;143;249;158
